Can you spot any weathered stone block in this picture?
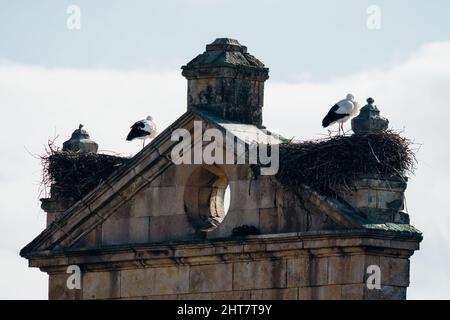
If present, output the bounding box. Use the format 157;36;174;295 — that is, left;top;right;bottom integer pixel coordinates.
149;214;195;242
390;239;420;250
49;273;81;300
244;243;266;252
229;180;256;210
152;266;190;295
110;201;132;220
380;257;410;287
233;259;286;290
128;217;149;243
120;268;152;298
259;208;278;233
120;266;189;298
160;165;177;187
353;189;378;209
328;255;365;285
157;136;176;156
303;238;335;249
190;263;233;293
102;218;129;245
266;241;302;252
229;179;275;211
277;206;301;233
131;147;160;174
73;226;100;249
47;212;56;226
158;186;185;215
298;287;312;300
313;285;342;300
214;245;243;255
377;190;403;210
218;164;251;181
341;284;365;300
254;179;277;209
82;271;120;300
287;257;309;287
276;188;298;209
251;288;297;300
364;285;406;300
129;188;151;218
174;246;215;257
209;208;260;238
310;256;329;286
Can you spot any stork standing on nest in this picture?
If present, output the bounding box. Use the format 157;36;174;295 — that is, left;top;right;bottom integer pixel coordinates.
126;116;157;148
322;94;359;135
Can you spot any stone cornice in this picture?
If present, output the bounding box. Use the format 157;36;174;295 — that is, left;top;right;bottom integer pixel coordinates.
182;65;269;81
25;229;422;273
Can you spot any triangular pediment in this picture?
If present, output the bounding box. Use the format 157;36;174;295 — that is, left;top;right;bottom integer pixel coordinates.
20;109;281;256
21;109;370;258
21;110;192;255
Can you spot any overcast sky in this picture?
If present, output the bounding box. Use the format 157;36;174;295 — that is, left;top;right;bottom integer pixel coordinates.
1;0;449;299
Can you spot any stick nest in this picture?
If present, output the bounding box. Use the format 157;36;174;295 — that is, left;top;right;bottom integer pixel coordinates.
276;131;417;196
42;152;129;200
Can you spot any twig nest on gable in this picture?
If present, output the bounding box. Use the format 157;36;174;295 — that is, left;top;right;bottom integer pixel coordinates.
276;130;417;196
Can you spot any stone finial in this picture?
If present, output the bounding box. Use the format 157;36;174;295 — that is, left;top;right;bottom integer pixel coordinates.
62;124;98;153
205;38;248;53
351;97;389;134
181;38;269;127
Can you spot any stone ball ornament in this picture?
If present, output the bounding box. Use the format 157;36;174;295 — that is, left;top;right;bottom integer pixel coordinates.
351;97;389;134
62;124;99;153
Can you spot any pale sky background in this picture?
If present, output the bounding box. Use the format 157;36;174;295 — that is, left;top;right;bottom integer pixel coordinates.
1;0;450;299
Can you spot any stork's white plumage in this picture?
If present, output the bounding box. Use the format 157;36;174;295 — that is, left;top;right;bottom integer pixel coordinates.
322;94;359;135
126;116;157;148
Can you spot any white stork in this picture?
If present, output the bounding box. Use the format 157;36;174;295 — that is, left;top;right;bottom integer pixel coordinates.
126;116;157;148
322;94;359;135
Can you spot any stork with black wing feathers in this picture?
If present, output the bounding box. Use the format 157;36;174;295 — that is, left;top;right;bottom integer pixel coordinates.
126;116;157;148
322;94;360;135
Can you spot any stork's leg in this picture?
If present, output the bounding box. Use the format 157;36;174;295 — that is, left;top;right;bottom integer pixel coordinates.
142;140;145;148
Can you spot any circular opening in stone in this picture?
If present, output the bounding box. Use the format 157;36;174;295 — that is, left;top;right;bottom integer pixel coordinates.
184;166;230;232
224;185;231;217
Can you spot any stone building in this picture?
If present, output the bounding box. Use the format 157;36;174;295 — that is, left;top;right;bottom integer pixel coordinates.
21;38;422;300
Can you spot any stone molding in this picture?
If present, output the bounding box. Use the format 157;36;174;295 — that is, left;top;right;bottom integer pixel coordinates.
27;229;421;273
